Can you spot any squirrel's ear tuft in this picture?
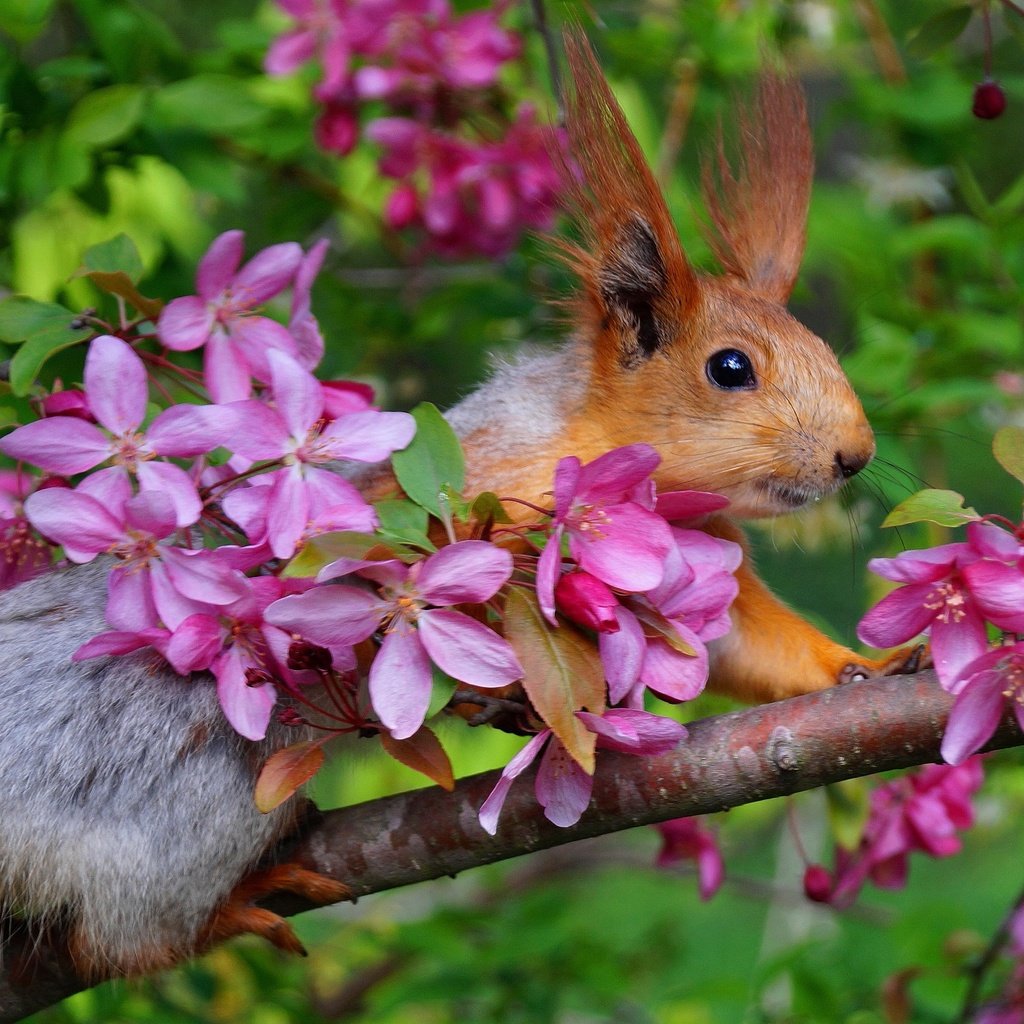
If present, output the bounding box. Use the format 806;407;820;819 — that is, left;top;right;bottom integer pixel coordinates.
558;31;698;367
701;74;813;304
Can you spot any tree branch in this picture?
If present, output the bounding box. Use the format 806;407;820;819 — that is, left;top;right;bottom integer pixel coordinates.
4;671;1021;1022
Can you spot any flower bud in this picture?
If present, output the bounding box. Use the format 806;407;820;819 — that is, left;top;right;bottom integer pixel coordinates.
554;571;620;633
803;864;834;903
39;389;94;422
315;102;359;155
385;183;419;230
972;79;1006;120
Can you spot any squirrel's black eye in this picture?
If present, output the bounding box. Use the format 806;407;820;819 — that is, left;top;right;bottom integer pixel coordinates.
706;349;756;390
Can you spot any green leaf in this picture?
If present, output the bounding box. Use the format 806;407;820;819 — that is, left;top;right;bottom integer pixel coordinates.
427;666;459;719
392;403;465;518
81;234;144;282
0;0;57;42
375;498;429;537
254;740;325;813
470;491;513;526
149;75;268;133
503;588;605;773
993;426;1024;485
0;297;92;394
380;725;455;791
906;6;973;58
282;531;382;578
79;272;164;320
63;84;146;148
882;489;981;528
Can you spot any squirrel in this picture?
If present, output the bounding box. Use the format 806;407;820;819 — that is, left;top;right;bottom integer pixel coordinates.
0;35;918;986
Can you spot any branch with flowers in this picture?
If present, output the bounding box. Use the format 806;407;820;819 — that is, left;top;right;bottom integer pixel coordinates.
0;223;1023;1021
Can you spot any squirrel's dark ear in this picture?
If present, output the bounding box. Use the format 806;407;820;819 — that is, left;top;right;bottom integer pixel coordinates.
557;31;698;369
701;74;813;304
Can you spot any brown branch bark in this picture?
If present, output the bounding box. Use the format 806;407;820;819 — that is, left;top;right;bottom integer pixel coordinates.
3;670;1021;1022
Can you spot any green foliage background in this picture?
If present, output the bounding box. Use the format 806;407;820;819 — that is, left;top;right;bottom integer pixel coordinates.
2;0;1023;1020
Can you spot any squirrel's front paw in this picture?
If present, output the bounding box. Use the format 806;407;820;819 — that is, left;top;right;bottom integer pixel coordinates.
837;643;930;685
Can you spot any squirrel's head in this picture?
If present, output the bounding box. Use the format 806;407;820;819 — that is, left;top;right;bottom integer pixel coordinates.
559;34;874;519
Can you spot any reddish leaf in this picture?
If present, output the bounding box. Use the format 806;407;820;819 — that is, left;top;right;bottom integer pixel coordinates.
503;587;605;773
80;270;164;320
254;739;325;813
380;725;455;791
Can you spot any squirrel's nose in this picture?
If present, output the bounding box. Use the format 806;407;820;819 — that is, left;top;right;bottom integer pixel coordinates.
835;448;872;480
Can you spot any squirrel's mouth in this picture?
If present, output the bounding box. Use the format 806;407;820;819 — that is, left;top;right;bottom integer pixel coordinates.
760;478;835;512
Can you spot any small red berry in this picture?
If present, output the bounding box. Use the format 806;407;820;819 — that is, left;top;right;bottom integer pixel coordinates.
803;864;834;903
973;79;1007;120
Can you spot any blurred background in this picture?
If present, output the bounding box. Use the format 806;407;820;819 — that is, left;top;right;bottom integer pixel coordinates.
2;1;1023;1020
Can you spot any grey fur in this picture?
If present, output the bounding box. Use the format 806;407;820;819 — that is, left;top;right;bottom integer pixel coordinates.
0;559;307;972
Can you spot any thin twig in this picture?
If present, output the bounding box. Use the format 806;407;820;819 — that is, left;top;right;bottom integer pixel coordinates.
530;0;565;124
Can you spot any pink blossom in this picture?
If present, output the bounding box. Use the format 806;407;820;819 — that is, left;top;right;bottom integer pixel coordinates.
655;817;725;900
820;759;984;908
0;471;52;589
941;644;1024;765
164;576;333;741
25;479;247;633
265;540;521;739
860;521;1024;691
157;230;304;403
0;335;232;527
225;349;413;557
535;444;674;626
858;541;988;691
38;388;92;421
598;527;742;705
479;709;686;834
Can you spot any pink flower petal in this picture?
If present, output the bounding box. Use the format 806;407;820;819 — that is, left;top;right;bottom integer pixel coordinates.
857;583;940;649
123;489;177;538
640;627;709;703
84;335;147;434
149;560;215;631
940;672;1006;765
160;546;250;606
266;349;322;440
369;623;432;740
576;444;660;501
0;417;108;474
931;605;990;692
266;465;309;559
136;461;201;529
535;527;563;626
599;606;646;703
106;564;158;631
204;332;254;404
166;613;224;674
265;28;319;76
577;708;686;755
227;316;298;382
264;584;384;647
570;504;672;592
23;488;124;557
214;645;276;741
866;544;969;585
321;410;416;462
478;730;550;835
656;490;730;521
417;541;513;605
147;402;239;456
963;559;1024;632
233;242;303;306
417;608;523;686
535;737;593;827
73;629;167;662
197;230;244;300
552;456;581;519
157;295;216;351
222;400;290;461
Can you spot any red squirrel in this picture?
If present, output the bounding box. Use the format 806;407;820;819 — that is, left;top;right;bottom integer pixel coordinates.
0;35;916;981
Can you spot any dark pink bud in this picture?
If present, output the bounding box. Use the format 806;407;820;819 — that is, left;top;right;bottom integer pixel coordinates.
277;707;308;727
554;571;620;633
39;389;94;421
315;103;359;155
385;183;419;230
34;476;71;492
321;380;375;420
803;864;834;903
244;667;275;688
973;79;1006;120
287;639;332;673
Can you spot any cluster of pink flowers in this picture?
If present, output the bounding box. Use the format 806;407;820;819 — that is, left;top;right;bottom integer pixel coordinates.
265;1;563;257
858;518;1024;765
804;758;984;908
0;229;739;882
